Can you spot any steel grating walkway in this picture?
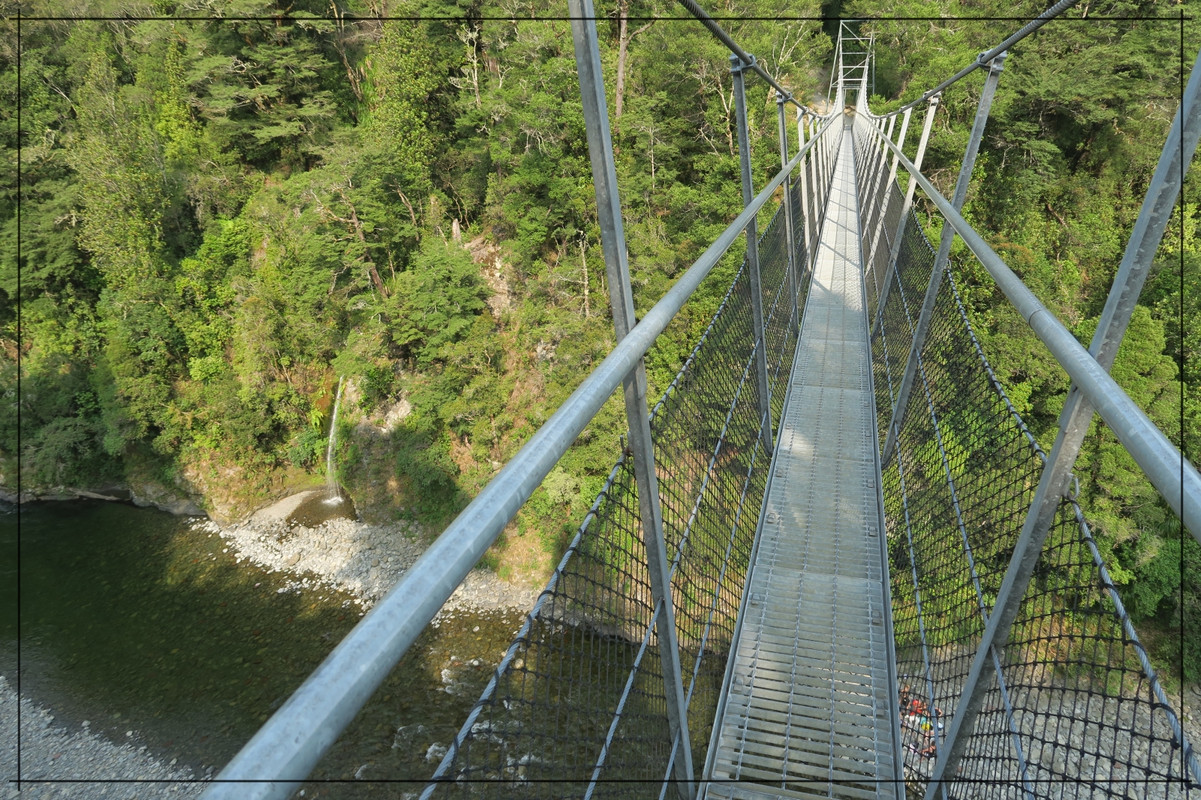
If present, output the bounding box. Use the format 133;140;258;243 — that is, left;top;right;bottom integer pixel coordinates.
703;119;903;800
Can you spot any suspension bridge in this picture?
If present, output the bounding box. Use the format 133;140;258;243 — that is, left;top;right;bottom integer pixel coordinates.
203;4;1201;799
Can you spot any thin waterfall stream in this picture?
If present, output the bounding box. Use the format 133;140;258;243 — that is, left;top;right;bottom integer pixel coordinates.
326;376;344;504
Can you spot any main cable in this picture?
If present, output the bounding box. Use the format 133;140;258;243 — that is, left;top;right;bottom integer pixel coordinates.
675;0;806;109
885;0;1081;115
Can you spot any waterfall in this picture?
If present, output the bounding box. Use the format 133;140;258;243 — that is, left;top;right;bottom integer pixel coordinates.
325;377;344;504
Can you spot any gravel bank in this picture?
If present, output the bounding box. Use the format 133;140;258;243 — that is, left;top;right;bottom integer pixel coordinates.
0;675;205;799
196;490;540;615
5;493;539;798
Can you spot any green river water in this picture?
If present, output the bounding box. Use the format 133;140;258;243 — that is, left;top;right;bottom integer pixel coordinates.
1;499;523;797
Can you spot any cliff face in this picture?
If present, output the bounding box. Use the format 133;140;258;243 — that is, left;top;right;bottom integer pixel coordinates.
1;451;281;523
0;469;203;518
1;390;415;525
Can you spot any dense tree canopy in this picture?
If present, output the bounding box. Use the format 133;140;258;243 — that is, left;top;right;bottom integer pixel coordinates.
2;0;826;516
3;0;1196;672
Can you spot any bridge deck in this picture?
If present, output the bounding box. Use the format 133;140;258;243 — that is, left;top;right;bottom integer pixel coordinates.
703;120;902;800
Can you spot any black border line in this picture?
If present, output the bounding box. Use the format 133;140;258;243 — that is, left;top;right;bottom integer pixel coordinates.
11;775;1197;784
13;8;22;794
3;13;1195;21
7;3;1197;795
1177;8;1188;789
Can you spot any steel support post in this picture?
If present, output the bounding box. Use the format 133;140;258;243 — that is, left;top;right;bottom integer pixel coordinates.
819;117;834;215
825;116;836;198
811;118;824;243
830;118;844;191
875;116;896;200
882;53;1006;465
876;115;896;189
923;45;1201;797
809;117;822;229
856;51;870;111
835;54;846;110
731;54;774;449
870;33;876;97
807;115;823;263
856;115;880;288
865;108;912;299
796;111;814;269
872;95;939;339
569;4;695;796
870;116;893;195
822;120;835;214
815;116;828;246
861;114;896;292
801;113;832;269
881;110;913;246
777;91;800;334
856;115;877;192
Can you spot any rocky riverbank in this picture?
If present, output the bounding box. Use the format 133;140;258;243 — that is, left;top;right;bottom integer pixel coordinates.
4;491;540;798
196;489;540;616
0;675;205;799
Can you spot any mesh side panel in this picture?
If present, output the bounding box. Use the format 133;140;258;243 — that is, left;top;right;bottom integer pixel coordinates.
871;209;934;446
953;500;1195;800
852;119;891;302
808;169;824;261
758;205;800;440
653;244;770;773
850;117;909;325
422;456;670;800
423;125;839;799
866;181;905;320
789;175;809;279
875;244;1200;797
885;263;1044;780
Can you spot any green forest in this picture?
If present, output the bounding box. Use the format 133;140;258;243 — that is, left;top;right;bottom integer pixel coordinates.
2;1;1198;672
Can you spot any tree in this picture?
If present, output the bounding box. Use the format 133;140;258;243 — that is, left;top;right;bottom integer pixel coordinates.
191;0;344;170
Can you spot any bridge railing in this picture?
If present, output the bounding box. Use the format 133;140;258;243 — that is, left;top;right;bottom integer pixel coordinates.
201;7;839;798
419;106;841;800
849;49;1201;798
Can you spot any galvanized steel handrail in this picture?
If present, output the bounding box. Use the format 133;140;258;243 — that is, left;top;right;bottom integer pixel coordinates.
918;43;1201;792
864;123;1201;543
199;117;831;800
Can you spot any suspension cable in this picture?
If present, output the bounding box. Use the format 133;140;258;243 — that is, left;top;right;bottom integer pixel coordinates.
878;0;1082;116
674;0;804;108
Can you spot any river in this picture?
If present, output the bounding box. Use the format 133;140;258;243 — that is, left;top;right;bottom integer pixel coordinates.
1;499;523;796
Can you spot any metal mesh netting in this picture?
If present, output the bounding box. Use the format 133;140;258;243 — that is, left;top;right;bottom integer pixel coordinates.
865;180;905;321
421;125;831;799
790;162;810;273
803;118;835;254
860;120;1200;797
869;208;931;440
852;118;883;230
951;497;1198;798
851;116;904;321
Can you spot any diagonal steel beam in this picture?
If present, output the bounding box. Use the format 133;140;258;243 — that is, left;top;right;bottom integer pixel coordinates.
731;53;775;451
